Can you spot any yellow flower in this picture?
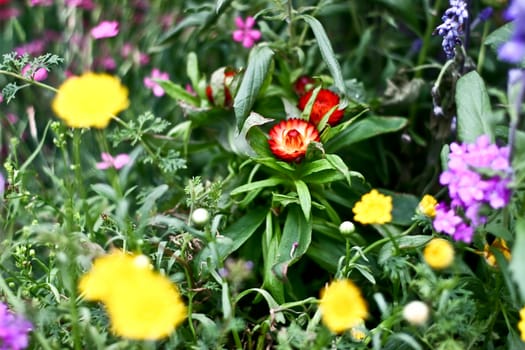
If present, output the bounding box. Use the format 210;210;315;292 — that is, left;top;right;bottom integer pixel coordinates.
418;194;437;218
52;72;129;128
483;238;511;267
519;308;525;341
423;238;454;270
352;189;392;224
79;250;186;340
319;279;368;333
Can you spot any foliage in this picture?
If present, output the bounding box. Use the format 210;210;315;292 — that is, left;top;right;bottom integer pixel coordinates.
0;0;524;349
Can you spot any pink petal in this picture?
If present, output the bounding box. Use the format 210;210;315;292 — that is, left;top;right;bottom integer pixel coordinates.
232;30;244;43
100;152;113;162
244;16;255;28
96;161;112;170
247;30;261;41
153;85;165;97
143;77;154;88
242;37;254;48
113;154;131;169
235;16;245;29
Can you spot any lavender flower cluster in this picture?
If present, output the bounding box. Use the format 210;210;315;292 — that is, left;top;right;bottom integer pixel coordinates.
433;135;513;243
0;302;32;350
435;0;469;59
499;0;525;63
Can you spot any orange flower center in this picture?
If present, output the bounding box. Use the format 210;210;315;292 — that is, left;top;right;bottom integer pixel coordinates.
284;129;304;150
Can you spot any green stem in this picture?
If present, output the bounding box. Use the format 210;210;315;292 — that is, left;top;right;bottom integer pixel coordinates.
287;0;294;45
476;21;490;73
0;70;58;93
415;0;443;78
348;223;418;266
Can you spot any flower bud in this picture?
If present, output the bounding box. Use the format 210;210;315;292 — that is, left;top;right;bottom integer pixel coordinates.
402;300;430;326
339;221;355;236
191;208;210;226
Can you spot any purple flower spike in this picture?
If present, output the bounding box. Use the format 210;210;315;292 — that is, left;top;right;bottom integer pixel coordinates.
435;0;469;59
499;0;525;63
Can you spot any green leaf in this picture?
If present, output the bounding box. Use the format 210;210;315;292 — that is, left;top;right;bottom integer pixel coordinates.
378;235;433;265
485;22;513;52
137;184;169;221
301;15;346;99
157;80;200;106
186;52;200;92
233;45;275;130
325;116;407;153
510;217;525;301
294;180;311;220
215;209;267;258
455;71;499;143
272;205;312;281
230;177;286;196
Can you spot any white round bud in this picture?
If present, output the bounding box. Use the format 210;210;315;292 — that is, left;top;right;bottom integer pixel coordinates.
402;300;430;326
339;221;355;236
191;208;210;226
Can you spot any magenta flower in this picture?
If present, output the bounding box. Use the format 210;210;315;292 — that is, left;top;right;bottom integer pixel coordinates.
144;68;169;97
65;0;94;9
91;21;119;39
96;153;131;170
0;302;32;350
30;0;52;6
21;65;48;81
232;16;261;48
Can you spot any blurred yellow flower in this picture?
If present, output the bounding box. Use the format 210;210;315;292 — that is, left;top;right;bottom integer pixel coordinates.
352;189;392;224
319;279;368;333
519;308;525;341
423;238;454;270
79;250;186;340
418;194;437;218
483;238;511;267
52;72;129;128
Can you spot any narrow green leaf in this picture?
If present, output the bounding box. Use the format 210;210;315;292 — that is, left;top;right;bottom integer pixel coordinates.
230;177;285;195
272;205;312;280
325;116;407;153
216;209;267;258
157;80;200;106
455;71;499;142
294;180;311;220
186;52;200;91
234;45;275;130
301;15;346;98
510;217;525;301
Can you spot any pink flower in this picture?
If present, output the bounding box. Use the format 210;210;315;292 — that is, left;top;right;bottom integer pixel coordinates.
96;153;131;170
0;7;19;21
30;0;53;6
91;21;119;39
232;16;262;48
15;39;45;56
144;68;169;97
65;0;94;9
21;65;48;81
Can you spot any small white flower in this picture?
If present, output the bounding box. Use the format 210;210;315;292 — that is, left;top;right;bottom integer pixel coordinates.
191;208;210;226
402;300;430;326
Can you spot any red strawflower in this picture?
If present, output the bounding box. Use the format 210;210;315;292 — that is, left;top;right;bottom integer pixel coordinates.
206;68;236;107
268;118;320;162
293;75;314;96
297;88;344;126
